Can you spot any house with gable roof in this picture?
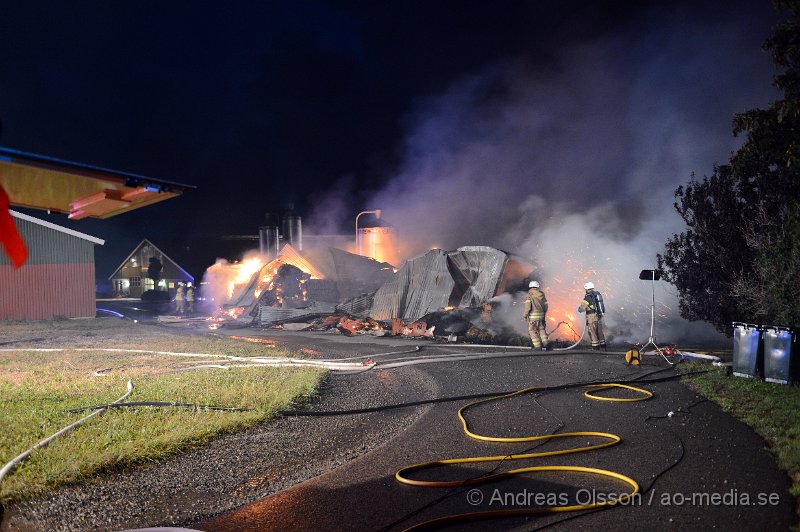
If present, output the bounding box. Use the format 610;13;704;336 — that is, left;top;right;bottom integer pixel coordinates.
108;239;193;299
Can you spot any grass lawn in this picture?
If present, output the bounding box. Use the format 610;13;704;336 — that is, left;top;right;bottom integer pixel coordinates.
0;318;324;502
679;360;800;521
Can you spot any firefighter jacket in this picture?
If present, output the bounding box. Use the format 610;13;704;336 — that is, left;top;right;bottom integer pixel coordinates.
579;290;601;316
186;287;195;302
523;288;548;320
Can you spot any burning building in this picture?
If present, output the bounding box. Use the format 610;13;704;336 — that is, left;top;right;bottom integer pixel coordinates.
207;243;395;325
338;246;535;321
206;240;539;337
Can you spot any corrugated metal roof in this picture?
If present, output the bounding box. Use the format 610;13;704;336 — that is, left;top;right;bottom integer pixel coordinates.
369;257;412;320
306;279;339;303
355;246;535;322
278;244;325;279
258;305;335;326
1;214;98;266
9;210;104;245
402;249;453;320
336;293;374;317
448;246;508;306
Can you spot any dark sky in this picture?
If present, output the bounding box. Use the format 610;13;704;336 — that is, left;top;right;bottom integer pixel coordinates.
0;0;782;282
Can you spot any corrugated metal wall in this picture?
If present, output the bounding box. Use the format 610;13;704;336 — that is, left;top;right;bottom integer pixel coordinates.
0;216;98;320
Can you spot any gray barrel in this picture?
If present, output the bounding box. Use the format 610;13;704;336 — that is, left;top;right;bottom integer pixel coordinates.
282;215;303;250
732;322;762;379
763;326;797;384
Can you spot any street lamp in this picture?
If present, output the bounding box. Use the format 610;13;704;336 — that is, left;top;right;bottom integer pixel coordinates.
355;209;382;256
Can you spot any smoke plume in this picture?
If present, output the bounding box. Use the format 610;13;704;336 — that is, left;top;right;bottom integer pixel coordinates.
364;4;776;345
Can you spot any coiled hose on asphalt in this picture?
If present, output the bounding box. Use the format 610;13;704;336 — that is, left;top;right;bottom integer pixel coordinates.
395;381;653;530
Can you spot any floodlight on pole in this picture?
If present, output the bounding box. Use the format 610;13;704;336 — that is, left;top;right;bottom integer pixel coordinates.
355;209;382;256
638;268;673;365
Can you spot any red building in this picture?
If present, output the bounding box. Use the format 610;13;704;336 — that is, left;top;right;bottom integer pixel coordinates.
0;210;104;320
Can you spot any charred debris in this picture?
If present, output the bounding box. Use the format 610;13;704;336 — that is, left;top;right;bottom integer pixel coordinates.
213;244;536;344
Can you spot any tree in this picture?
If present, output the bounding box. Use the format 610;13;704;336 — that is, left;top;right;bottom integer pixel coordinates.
659;0;800;334
147;257;163;288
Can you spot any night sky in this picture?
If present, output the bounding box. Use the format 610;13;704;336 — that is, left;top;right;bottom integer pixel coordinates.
0;1;783;286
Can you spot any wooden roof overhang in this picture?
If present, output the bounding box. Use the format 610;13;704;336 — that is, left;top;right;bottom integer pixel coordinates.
0;146;195;220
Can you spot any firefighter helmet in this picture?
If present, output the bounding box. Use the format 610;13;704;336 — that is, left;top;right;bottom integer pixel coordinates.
529;281;540;289
584;282;595;290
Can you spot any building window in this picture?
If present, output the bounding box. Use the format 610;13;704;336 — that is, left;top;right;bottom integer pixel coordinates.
131;277;141;287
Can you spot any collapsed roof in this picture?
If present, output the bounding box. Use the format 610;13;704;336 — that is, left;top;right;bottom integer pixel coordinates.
338;246;536;321
223;244;535;327
227;244;395;320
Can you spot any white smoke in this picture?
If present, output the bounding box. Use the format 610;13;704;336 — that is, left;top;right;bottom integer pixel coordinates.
362;5;775;345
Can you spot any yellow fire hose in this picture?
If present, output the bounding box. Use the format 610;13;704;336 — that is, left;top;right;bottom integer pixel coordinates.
395;382;653;530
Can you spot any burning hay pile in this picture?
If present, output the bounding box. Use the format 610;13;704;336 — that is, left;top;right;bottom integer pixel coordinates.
208;244;537;343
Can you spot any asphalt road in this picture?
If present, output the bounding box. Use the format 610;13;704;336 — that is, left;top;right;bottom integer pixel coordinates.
191;328;794;531
2;320;792;531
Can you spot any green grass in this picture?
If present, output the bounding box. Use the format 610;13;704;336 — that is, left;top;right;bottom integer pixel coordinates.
679;360;800;523
0;319;324;502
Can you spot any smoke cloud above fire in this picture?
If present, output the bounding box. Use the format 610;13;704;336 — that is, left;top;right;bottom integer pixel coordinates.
358;4;776;344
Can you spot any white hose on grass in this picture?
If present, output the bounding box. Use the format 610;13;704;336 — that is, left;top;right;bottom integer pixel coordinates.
0;380;133;485
0;348;375;371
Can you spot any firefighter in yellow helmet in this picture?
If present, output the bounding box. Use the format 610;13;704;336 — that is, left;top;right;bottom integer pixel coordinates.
578;281;607;351
523;280;549;350
175;283;186;314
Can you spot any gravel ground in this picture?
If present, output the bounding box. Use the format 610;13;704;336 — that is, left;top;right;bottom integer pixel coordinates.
0;321;440;531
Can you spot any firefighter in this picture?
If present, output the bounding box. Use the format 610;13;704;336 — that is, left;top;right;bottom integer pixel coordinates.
523;280;549;350
186;283;195;314
175;283;186;314
578;281;607;351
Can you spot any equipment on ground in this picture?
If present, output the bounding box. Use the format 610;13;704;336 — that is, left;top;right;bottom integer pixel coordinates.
625;348;641;365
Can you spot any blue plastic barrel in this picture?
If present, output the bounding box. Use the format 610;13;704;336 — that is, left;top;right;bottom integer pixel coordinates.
763;326;796;384
732;322;762;379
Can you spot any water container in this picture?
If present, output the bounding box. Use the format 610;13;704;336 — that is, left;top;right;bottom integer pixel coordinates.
762;326;797;384
732;322;762;379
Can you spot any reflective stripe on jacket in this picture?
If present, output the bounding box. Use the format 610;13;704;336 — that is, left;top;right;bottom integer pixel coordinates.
523;288;548;320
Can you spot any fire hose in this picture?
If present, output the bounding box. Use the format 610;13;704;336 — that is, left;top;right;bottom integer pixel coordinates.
0;380;134;486
395;381;653;530
547;318;587;351
0;346;380;488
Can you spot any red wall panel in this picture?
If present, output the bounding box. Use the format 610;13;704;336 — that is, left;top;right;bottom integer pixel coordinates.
0;263;96;320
